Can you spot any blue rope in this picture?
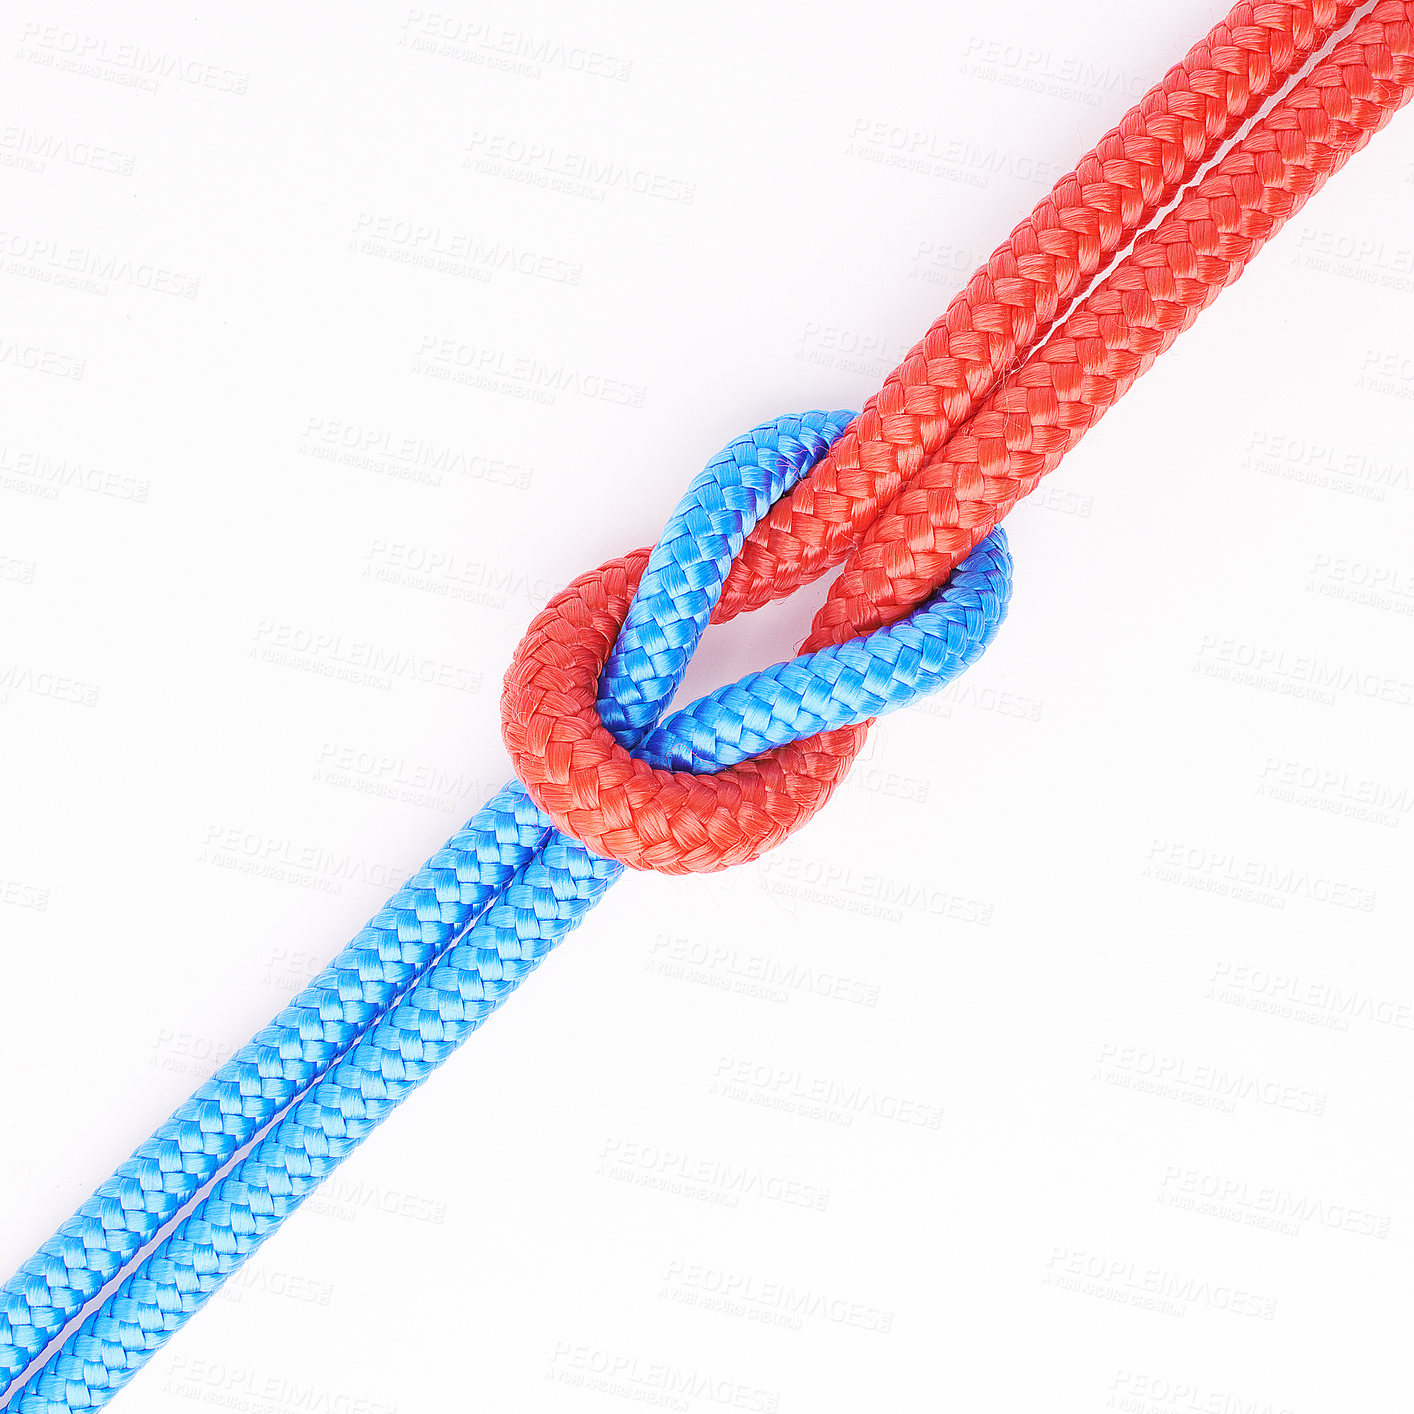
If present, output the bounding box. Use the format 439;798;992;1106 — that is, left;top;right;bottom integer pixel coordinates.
1;412;1012;1412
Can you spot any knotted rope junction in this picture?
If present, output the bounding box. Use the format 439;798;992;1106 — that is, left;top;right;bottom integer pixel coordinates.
3;3;1411;1409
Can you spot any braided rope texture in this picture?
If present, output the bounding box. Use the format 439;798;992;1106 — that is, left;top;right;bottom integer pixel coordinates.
6;1;1412;1407
716;0;1361;621
4;417;1011;1412
13;840;622;1414
0;784;555;1393
0;415;870;1392
505;0;1414;872
0;3;1356;1390
503;536;1008;869
808;0;1414;646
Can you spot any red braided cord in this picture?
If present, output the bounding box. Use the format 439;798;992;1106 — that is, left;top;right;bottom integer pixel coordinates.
503;550;863;872
809;0;1414;648
716;0;1359;622
503;1;1414;874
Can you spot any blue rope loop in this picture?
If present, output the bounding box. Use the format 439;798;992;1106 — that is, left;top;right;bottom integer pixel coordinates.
637;533;1011;771
598;409;1012;770
600;412;853;741
1;411;1015;1413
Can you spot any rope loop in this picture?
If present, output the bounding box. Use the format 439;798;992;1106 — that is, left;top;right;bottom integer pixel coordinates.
502;413;1012;873
10;6;1414;1406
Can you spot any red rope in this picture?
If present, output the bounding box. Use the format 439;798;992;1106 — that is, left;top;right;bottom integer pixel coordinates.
503;0;1414;874
718;0;1363;622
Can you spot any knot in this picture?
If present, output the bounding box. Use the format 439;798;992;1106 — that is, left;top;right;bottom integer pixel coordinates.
502;413;1012;873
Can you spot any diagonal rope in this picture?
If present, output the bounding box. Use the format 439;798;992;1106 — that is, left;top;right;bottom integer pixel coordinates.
0;1;1320;1383
505;0;1414;873
5;2;1411;1408
716;0;1364;621
8;420;1011;1412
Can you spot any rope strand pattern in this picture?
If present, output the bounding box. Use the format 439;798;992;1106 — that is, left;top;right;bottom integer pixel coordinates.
808;0;1414;646
3;3;1356;1387
5;415;1011;1411
717;0;1359;621
14;839;622;1414
0;785;555;1392
5;1;1411;1407
503;0;1414;872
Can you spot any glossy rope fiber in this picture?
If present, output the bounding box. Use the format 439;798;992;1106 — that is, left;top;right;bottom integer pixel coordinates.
717;0;1362;620
0;4;1348;1389
0;784;557;1398
0;417;1005;1395
810;0;1414;644
5;416;1012;1412
7;2;1411;1408
505;0;1414;871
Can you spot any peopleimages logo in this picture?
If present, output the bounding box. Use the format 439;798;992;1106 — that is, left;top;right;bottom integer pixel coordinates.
661;1260;895;1334
1194;634;1414;709
313;742;494;812
1045;1248;1277;1321
362;539;554;608
414;335;649;407
546;1343;778;1412
646;932;881;1007
164;1359;396;1414
0;125;136;176
1243;430;1411;500
464;132;696;204
958;35;1148;107
0;446;147;501
1293;224;1414;290
1095;1043;1327;1117
250;621;481;694
299;416;534;489
1356;347;1414;401
845;117;1064;188
0;877;50;911
219;1264;335;1307
1157;1165;1390;1239
350;211;583;285
1258;755;1412;824
1144;838;1377;913
756;852;994;926
1209;960;1414;1033
17;23;250;95
306;1173;447;1227
597;1138;830;1212
710;1056;943;1130
1109;1369;1298;1414
0;663;102;707
399;10;633;82
0;335;85;380
200;824;417;894
0;229;199;298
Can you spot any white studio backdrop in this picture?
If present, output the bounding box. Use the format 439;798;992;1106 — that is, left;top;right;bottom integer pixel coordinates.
2;2;1412;1410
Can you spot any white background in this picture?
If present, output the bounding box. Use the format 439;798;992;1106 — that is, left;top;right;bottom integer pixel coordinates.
3;2;1412;1411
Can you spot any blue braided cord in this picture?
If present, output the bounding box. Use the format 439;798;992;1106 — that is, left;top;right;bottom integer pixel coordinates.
0;785;555;1395
637;532;1012;771
3;413;1013;1411
598;404;1009;766
12;522;1012;1401
0;412;859;1402
598;410;853;738
13;841;623;1413
0;413;855;1399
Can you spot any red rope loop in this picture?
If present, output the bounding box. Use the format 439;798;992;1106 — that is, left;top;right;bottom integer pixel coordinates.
502;0;1414;875
502;548;867;874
